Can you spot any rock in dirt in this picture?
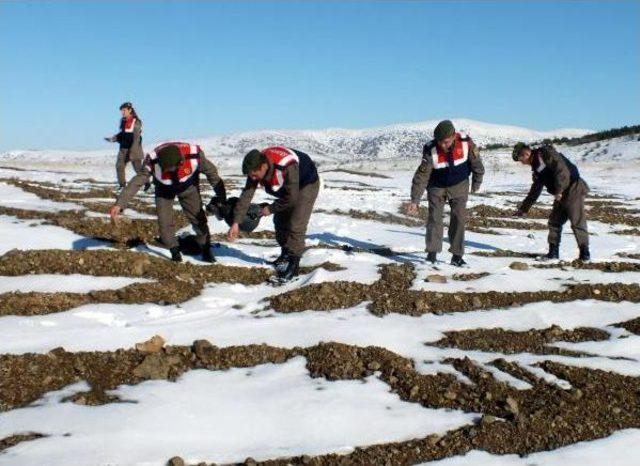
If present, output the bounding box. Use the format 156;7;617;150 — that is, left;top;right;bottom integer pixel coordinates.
427;274;447;284
130;255;152;276
509;261;529;271
192;339;215;360
505;396;520;416
133;354;172;379
167;457;185;466
135;335;166;353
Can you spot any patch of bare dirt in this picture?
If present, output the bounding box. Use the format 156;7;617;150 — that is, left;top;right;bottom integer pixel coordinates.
315;208;424;227
470;202;640;227
0;204;189;248
613;228;640;236
0;433;45;452
469;205;550;220
270;263;640;316
472;249;539;258
399;203;546;231
3;341;639;466
614;317;640;336
533;260;640;273
433;326;610;356
451;272;490;281
299;262;347;274
0;249;271;316
616;252;640;260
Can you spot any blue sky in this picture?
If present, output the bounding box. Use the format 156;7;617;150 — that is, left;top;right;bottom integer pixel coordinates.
1;1;638;150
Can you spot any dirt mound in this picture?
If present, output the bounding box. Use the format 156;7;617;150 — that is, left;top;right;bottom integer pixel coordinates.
534;260;640;272
613;228;640;236
0;433;45;453
451;272;490;281
617;252;640;260
3;341;640;466
614;317;640;335
472;249;539;258
0;204;176;248
0;249;271;316
315;208;424;228
469;203;640;227
469;204;550;220
434;326;609;356
270;263;640;316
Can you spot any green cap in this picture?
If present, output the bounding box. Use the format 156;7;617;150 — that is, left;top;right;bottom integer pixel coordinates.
512;142;529;161
157;145;181;169
433;120;456;141
242;149;264;175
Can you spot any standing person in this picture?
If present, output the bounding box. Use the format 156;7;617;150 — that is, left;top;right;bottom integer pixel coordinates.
406;120;485;266
109;142;226;263
104;102;145;189
512;142;590;261
227;146;319;281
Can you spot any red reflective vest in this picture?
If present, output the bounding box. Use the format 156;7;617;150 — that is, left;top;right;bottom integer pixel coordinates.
430;132;470;169
261;146;300;193
148;142;201;186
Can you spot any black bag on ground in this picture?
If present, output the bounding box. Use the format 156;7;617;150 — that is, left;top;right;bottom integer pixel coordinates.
206;196;262;233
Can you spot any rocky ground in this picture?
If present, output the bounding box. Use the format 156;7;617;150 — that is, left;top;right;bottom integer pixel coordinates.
0;166;639;465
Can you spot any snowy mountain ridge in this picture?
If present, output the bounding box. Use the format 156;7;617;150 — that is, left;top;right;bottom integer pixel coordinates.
1;119;591;167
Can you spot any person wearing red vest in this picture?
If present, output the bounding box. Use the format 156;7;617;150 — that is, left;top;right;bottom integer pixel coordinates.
109;142;226;263
406;120;485;266
227;146;320;281
512;142;590;261
104;102;145;189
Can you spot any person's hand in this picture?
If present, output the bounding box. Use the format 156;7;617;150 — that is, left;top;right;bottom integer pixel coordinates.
513;210;526;218
104;136;114;142
227;223;240;242
554;193;563;202
405;202;419;216
259;205;272;217
109;205;122;222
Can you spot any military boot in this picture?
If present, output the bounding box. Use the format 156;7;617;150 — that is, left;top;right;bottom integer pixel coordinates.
545;243;560;260
170;246;183;262
451;255;467;267
201;243;216;263
426;252;437;264
578;245;590;261
278;255;300;282
268;248;290;268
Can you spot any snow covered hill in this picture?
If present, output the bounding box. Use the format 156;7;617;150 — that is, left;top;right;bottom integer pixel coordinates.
0;118;592;168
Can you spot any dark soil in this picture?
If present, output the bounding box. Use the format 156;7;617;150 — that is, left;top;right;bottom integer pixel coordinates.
270;263;640;316
0;249;271;316
613;228;640;236
469;203;640;228
614;317;640;336
2;341;639;466
315;208;423;228
433;326;610;356
451;272;490;281
533;260;640;273
616;252;640;260
472;249;540;258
